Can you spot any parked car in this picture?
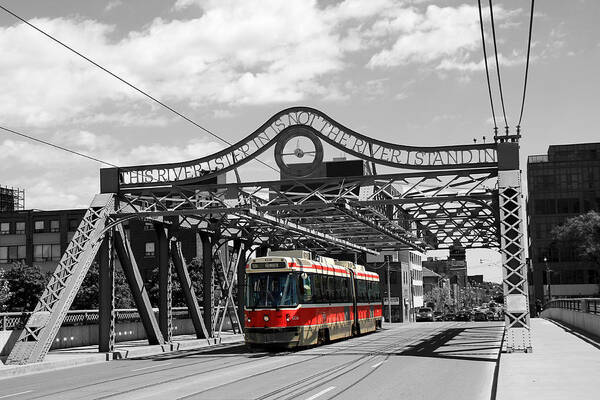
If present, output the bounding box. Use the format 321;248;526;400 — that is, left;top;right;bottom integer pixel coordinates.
473;311;488;321
444;312;456;321
486;310;498;321
455;310;472;321
416;307;434;322
433;311;444;321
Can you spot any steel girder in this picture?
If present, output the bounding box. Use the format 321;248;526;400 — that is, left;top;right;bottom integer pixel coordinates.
6;194;115;364
112;168;498;254
496;141;531;352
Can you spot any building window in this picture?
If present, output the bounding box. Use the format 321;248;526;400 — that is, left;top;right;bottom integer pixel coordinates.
68;219;79;232
144;222;154;231
15;222;25;235
50;220;60;233
0;245;26;263
145;242;155;257
0;222;9;235
34;220;45;233
33;244;61;262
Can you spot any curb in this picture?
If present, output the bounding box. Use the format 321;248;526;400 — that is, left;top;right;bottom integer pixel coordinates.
0;335;245;380
0;354;106;380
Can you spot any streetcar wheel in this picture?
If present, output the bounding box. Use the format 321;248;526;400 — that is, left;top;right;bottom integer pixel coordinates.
317;328;330;345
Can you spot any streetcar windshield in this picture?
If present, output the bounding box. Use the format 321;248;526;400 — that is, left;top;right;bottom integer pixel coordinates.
246;272;298;308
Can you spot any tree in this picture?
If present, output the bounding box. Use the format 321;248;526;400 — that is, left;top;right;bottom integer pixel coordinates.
424;285;452;311
1;262;51;311
146;257;204;307
71;262;135;309
552;210;600;266
0;269;10;312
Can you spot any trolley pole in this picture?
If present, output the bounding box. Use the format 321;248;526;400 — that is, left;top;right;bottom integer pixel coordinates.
385;255;392;324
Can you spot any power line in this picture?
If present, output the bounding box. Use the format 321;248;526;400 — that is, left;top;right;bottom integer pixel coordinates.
0;125;119;167
0;4;281;175
487;0;509;132
477;0;498;132
517;0;535;131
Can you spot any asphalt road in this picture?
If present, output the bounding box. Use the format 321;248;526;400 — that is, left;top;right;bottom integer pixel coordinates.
0;321;504;400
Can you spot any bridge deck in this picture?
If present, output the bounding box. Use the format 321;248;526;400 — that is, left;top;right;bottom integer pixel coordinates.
0;322;504;399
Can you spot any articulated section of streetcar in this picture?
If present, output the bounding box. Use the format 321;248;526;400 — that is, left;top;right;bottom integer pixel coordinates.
244;250;383;348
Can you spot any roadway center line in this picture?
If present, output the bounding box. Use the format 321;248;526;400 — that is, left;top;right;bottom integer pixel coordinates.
371;361;384;368
304;386;336;400
131;362;172;372
0;390;33;399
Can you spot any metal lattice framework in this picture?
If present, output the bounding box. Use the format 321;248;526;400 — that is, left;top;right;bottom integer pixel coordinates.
6;107;531;364
7;194;114;364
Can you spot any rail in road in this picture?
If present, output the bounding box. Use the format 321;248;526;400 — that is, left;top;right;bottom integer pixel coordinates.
0;321;504;400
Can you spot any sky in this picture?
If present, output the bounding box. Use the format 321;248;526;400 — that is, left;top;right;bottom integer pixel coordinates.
1;0;599;282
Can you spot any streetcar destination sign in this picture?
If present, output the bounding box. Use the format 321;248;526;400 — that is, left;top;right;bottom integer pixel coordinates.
116;107;497;188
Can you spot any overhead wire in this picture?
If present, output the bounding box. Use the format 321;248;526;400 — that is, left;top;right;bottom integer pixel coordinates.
517;0;535;133
0;4;281;175
477;0;498;133
487;0;510;133
0;125;119;167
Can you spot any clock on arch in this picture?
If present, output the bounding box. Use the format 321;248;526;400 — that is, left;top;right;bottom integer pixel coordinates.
274;126;324;177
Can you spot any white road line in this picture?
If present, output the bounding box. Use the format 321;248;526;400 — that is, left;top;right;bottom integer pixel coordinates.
304;386;336;400
0;390;33;399
131;362;172;372
371;361;384;368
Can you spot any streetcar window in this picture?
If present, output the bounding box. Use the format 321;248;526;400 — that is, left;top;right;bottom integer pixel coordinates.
341;278;349;302
312;274;323;303
298;274;312;303
368;281;379;302
357;280;368;303
327;276;335;303
246;272;298;308
333;277;341;303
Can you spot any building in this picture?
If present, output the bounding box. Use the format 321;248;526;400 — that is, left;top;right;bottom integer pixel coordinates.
422;267;441;294
404;250;423;311
0;209;197;280
468;275;484;286
0;186;24;212
527;143;600;303
366;250;414;323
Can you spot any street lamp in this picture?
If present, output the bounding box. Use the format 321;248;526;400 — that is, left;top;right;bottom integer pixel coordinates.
544;257;552;302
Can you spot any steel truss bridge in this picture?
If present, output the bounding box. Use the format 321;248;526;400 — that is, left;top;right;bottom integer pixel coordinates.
5;107;531;365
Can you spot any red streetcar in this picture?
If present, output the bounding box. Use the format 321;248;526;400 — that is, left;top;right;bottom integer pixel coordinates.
244;250;382;348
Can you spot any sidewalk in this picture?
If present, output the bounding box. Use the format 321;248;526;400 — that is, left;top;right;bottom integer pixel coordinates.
0;332;244;380
497;318;600;400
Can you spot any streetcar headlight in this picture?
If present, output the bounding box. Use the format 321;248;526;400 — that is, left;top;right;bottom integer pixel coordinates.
247;318;251;323
286;314;290;322
263;315;270;322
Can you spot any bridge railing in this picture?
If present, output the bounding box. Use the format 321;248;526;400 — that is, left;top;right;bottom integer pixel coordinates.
544;298;600;315
0;307;192;331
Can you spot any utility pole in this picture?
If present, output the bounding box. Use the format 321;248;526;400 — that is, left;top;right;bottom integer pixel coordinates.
544;257;552;302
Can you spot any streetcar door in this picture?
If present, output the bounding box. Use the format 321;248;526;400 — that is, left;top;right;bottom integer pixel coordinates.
350;270;358;332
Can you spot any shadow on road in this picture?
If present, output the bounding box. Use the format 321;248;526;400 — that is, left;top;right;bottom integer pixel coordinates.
396;324;504;363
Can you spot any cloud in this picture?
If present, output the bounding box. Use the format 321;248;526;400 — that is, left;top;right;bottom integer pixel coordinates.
436;54;526;72
0;130;223;209
0;1;376;126
104;1;123;12
367;4;516;69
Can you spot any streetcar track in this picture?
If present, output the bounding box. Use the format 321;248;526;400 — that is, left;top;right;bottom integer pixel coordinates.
176;323;461;400
90;333;389;400
173;329;412;399
27;350;256;400
271;324;461;400
90;329;392;399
